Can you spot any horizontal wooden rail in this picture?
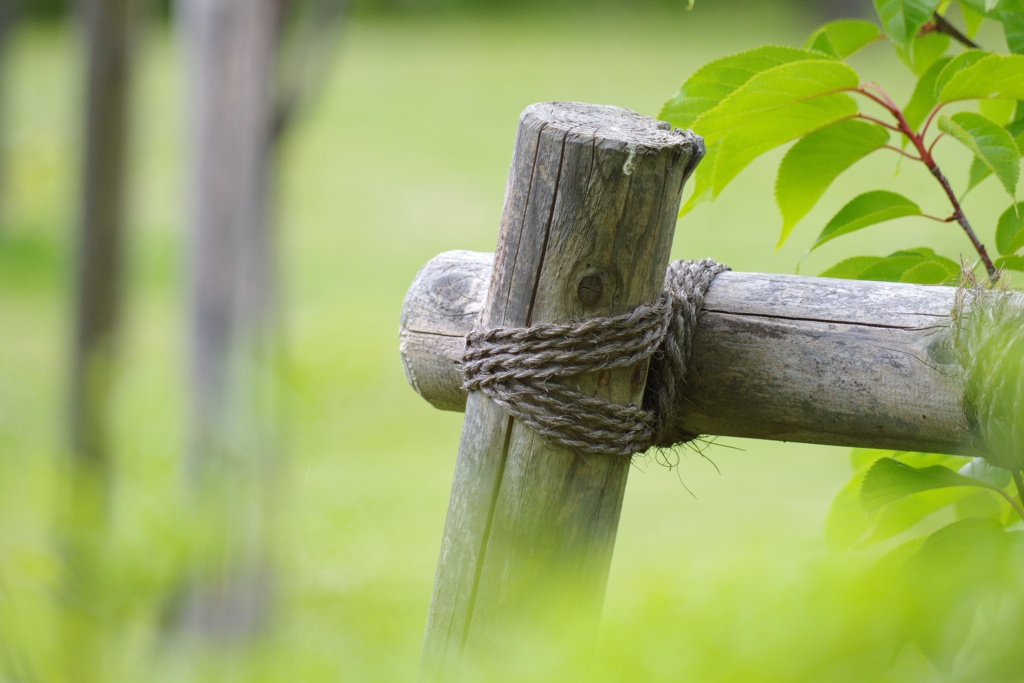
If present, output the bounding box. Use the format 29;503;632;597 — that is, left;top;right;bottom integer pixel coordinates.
401;249;975;455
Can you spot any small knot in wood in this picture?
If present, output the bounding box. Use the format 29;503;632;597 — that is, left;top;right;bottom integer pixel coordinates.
461;258;729;456
577;274;604;306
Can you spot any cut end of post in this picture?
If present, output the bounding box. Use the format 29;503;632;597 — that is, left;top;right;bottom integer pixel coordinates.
523;101;704;154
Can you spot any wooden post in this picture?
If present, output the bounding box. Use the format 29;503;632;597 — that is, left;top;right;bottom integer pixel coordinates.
419;102;704;680
0;0;18;231
401;251;983;456
65;1;136;679
179;0;279;638
71;0;136;474
182;0;278;470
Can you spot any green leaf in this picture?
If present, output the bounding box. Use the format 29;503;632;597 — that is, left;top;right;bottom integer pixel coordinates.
960;3;985;36
996;254;1024;271
873;0;942;53
958;456;1012;489
966;117;1024;192
992;0;1024;53
830;452;973;548
851;448;888;470
659;46;823;129
906;31;950;75
693;60;860;198
900;519;1023;668
866;249;942;278
821;248;959;282
805;19;882;58
820;255;885;279
826;471;874;550
774;120;889;248
933;49;990;99
907;520;1022;588
810;191;922;252
896;450;967;469
938;112;1020;200
996;201;1024;254
1006;16;1024;54
860;457;1007;513
904;56;951;131
863;487;972;546
979;98;1017;126
938;53;1024;102
899;259;957;283
827;450;976;550
958;0;986;13
955;488;1005;520
960;0;1024;52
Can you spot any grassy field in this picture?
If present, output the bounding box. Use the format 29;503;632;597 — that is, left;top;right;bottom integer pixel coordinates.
0;5;1011;681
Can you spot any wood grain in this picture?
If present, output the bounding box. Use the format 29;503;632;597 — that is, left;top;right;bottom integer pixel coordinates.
418;103;704;681
402;252;974;455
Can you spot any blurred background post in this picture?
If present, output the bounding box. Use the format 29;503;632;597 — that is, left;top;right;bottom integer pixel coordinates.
175;0;280;648
64;0;136;679
0;0;18;232
175;0;347;665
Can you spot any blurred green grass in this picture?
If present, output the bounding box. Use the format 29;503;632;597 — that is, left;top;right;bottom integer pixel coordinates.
0;5;1009;681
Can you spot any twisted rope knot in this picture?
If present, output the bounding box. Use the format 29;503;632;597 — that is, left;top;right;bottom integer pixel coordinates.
953;282;1024;470
462;258;729;457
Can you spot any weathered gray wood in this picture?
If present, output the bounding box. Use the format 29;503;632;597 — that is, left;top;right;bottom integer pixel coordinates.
402;251;976;455
71;0;137;469
180;0;279;639
0;0;18;232
401;250;492;412
419;103;704;681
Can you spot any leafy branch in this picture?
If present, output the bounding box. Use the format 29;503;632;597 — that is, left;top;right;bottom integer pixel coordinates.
849;81;998;275
662;1;1024;668
660;5;1024;283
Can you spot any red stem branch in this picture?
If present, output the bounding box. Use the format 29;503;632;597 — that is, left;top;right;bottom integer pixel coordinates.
883;144;923;161
921;102;948;140
849;85;997;277
928;167;996;276
920;212;956;223
857;113;903;133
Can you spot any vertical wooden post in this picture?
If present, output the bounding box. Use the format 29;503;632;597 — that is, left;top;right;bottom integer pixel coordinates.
420;102;704;680
179;0;279;637
0;0;18;231
182;0;278;472
71;0;135;475
64;1;136;679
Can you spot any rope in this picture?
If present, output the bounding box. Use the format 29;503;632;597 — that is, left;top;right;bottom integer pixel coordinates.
954;282;1024;470
461;259;729;457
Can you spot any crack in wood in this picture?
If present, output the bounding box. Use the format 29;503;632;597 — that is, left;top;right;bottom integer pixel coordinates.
703;308;951;332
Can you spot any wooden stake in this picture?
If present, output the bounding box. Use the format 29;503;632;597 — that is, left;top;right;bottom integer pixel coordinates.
179;0;279;640
71;0;136;471
419;102;703;680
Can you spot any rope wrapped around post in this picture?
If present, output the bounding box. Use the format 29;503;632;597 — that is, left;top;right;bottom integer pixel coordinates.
461;258;730;456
